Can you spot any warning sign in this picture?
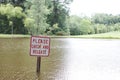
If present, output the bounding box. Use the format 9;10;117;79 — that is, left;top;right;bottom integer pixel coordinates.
30;36;50;57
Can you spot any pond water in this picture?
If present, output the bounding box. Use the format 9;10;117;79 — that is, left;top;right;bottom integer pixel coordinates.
0;38;120;80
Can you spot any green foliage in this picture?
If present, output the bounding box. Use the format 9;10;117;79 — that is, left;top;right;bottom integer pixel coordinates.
52;23;62;34
26;0;49;35
0;15;10;33
67;16;94;35
0;0;25;8
46;0;72;34
0;4;27;34
46;23;68;35
1;1;120;36
114;23;120;31
55;31;67;36
91;13;120;25
79;19;94;35
24;18;34;34
67;13;120;35
93;24;107;34
67;15;81;35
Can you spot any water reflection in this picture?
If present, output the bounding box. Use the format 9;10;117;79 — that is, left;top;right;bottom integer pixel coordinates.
61;38;120;80
0;38;120;80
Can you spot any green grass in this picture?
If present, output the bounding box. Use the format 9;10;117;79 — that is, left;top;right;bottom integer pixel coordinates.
74;31;120;39
0;34;30;38
51;31;120;39
0;31;120;39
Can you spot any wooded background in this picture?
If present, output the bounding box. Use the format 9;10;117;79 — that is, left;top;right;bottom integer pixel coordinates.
0;0;120;35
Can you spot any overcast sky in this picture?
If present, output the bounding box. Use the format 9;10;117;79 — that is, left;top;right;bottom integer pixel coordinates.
69;0;120;16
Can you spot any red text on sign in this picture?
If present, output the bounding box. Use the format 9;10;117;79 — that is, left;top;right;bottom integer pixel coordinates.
33;39;48;44
33;50;46;54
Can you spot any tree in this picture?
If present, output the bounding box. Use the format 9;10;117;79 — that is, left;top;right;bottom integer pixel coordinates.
91;13;120;25
46;0;73;33
79;19;94;35
0;0;26;9
25;0;49;35
67;15;81;35
0;4;27;34
67;15;94;35
93;24;107;34
114;23;120;31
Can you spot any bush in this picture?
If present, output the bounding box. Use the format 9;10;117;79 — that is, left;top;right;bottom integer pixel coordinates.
55;31;66;36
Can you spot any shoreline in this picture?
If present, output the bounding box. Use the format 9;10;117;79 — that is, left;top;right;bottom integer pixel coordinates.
0;31;120;39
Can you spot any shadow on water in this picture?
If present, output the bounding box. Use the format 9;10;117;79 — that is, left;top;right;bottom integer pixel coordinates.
0;38;120;80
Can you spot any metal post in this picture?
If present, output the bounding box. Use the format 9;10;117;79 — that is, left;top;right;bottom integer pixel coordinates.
36;56;41;74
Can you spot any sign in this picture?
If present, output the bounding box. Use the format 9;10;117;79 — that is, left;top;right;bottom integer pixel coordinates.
30;36;50;57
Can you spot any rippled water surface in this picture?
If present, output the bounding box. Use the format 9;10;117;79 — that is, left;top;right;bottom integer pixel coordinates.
0;38;120;80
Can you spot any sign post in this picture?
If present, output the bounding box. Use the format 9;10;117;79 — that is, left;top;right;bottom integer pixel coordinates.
36;56;41;74
30;36;50;74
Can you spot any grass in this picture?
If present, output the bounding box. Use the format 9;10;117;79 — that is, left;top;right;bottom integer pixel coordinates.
0;34;30;38
0;31;120;39
75;31;120;39
51;31;120;39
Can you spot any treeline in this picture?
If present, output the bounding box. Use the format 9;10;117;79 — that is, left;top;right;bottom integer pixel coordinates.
68;14;120;35
0;0;72;35
0;0;120;35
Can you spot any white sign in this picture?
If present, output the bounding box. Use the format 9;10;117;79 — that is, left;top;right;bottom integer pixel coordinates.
30;36;50;57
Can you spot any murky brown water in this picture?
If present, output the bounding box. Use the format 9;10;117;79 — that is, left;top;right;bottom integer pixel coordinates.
0;38;120;80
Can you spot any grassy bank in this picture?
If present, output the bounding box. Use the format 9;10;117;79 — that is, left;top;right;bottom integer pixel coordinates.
70;31;120;39
0;34;30;38
0;31;120;39
51;31;120;39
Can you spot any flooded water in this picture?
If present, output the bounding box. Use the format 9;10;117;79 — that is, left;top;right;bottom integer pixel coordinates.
0;38;120;80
